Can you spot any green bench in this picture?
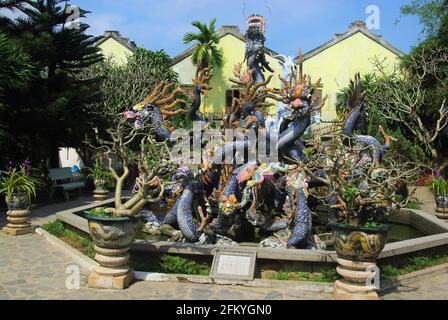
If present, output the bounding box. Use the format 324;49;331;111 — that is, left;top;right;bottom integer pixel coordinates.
48;168;85;201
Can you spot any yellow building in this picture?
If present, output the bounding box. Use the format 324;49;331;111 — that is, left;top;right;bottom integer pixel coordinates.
172;21;404;121
301;21;403;121
94;31;137;65
172;26;284;118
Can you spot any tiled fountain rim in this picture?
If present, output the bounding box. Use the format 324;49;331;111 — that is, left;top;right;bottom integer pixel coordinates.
55;202;448;263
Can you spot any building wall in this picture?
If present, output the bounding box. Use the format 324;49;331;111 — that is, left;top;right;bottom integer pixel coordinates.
173;34;284;116
303;32;400;121
98;38;134;65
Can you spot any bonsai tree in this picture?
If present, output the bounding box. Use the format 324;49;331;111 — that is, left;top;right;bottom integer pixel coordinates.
88;80;187;217
302;133;419;227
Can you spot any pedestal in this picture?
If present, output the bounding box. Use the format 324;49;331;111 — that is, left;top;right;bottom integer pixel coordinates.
334;257;379;300
2;209;34;236
93;190;109;202
88;245;133;290
435;208;448;219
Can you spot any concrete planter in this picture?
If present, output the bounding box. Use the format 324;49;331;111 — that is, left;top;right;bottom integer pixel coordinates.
85;214;138;290
329;222;389;300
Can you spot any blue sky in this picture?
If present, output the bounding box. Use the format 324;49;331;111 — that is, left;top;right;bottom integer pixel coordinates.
72;0;423;57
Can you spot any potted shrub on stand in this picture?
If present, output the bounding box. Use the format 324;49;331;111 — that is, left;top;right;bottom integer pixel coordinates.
86;157;114;202
304;74;419;299
430;177;448;219
303;131;418;300
85;81;181;290
0;160;42;235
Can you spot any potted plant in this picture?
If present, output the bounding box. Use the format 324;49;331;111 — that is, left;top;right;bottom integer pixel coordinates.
0;160;42;235
86;157;114;201
85;81;181;289
430;177;448;217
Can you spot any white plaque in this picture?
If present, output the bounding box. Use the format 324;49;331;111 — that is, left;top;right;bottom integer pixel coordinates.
211;250;257;281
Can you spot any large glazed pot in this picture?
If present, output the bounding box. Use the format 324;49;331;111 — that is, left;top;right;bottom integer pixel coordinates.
5;192;29;210
84;214;137;249
328;221;390;262
85;213;139;290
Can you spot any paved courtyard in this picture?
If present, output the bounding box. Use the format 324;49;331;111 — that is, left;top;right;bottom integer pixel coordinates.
0;194;447;300
0;232;447;300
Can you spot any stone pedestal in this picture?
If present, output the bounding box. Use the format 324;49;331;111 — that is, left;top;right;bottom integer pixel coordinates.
334;257;379;300
93;190;109;202
435;208;448;219
2;209;34;236
88;245;133;290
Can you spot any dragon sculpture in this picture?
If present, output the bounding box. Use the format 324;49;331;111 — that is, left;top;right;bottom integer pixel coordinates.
245;15;274;85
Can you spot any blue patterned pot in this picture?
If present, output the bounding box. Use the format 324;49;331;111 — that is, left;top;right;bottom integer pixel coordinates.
329;221;390;262
435;195;448;212
5;192;30;210
85;213;138;249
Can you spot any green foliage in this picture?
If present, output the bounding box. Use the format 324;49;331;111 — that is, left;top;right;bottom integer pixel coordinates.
0;0;103;167
270;269;341;283
0;31;33;96
86;158;113;183
183;18;223;71
430;178;448;195
380;253;448;279
337;73;430;164
159;254;210;276
42;220;65;237
42;220;95;259
406;201;422;209
0;166;42;200
81;48;180;124
341;187;360;208
399;0;446;38
84;207;112;218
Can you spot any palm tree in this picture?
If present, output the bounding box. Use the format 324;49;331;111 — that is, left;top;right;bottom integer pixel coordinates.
183;18;223;73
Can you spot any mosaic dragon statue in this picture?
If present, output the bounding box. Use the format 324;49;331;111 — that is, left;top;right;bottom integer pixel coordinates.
245;15;274;85
341;73;396;165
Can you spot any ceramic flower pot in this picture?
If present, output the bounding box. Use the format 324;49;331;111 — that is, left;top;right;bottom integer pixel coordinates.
85;214;137;249
94;179;109;192
5;192;30;210
328;221;390;262
435;194;448;213
85;213;139;290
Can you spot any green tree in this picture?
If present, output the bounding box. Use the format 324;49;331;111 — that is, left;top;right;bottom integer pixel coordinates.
80;48;183;148
183;18;223;72
0;0;103;167
399;0;447;38
0;31;33;99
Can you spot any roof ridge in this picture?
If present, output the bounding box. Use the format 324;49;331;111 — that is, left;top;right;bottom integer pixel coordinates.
94;30;137;52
